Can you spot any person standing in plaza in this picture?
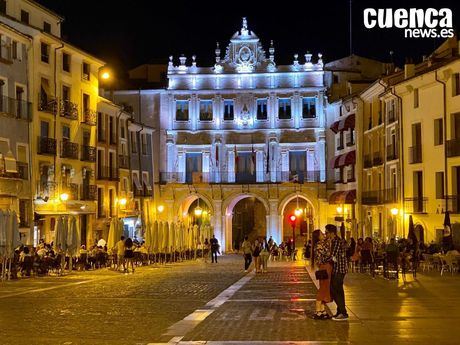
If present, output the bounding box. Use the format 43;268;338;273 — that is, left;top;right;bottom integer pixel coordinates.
210;235;219;263
260;237;270;273
326;224;349;321
311;229;332;319
124;237;135;273
115;236;125;271
252;239;262;273
241;236;253;272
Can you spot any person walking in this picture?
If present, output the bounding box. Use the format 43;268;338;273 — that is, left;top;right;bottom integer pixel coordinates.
210;235;219;263
260;237;270;273
203;238;210;263
326;224;349;321
115;236;126;271
252;239;262;273
124;237;135;273
311;229;332;319
241;236;253;272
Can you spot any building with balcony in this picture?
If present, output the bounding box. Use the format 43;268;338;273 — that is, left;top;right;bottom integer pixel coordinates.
95;98;135;240
0;20;32;242
124;18;331;251
2;0;104;246
395;38;460;244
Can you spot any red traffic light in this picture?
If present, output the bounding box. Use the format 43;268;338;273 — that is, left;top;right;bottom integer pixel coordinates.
289;215;297;223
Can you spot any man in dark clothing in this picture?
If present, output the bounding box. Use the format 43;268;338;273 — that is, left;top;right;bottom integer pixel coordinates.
326;224;349;321
210;235;219;263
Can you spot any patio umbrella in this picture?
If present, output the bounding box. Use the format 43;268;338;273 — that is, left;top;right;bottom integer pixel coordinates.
144;220;152;253
107;218;117;253
407;215;417;244
443;211;453;251
0;210;6;258
152;220;159;253
66;216;79;258
340;222;346;240
192;224;199;250
162;222;170;252
54;216;67;253
169;222;176;253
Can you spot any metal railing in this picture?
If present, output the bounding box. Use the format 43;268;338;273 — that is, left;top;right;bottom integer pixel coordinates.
82;108;97;126
62;183;79;200
118;155;129;169
409;145;422;164
38;94;57;114
364;154;373;168
373;152;383;166
37;180;57;198
37;137;56;155
81;145;96;162
404;197;427;214
61;140;79;159
362;190;385;205
97;166;119;181
16;162;28;180
133;185;153;197
446;139;460;157
59;99;78;120
159;170;325;184
386;145;398;161
0;96;31;121
81;184;97;201
446;195;460;214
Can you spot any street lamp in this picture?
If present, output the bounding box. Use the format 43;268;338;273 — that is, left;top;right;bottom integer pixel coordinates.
294;194;303;217
157;204;165;213
119;198;127;207
390;208;399;238
194;198;203;217
60;193;69;202
289;214;297;258
390;208;399;216
336;206;343;214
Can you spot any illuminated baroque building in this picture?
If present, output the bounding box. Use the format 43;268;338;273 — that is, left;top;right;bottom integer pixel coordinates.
153;19;329;250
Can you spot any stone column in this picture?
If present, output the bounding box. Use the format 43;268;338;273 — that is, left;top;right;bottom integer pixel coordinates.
316;132;326;182
212;199;223;251
256;149;264;182
202;151;210;182
177;150;185;183
227;148;235;183
268;198;281;244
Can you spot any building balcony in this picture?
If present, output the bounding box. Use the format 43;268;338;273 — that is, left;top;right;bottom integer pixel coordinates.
373;152;383;166
37;180;57;199
61;140;79;159
119;155;129;169
62;183;79;200
82;108;97;126
97;166;119;181
37;137;56;155
38;94;57;114
81;184;97;201
97;130;106;143
133;185;153;197
409;145;422;164
385;188;399;203
446;139;460;157
159;170;324;184
109;132;117;145
16;162;28;180
387;110;396;124
404;197;427;214
59;100;78;120
386;145;398;161
0;96;31;121
80;145;96;162
364;154;373;168
362;190;385;205
446;195;460;214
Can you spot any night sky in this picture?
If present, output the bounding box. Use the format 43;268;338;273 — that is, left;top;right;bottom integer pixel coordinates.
37;0;460;74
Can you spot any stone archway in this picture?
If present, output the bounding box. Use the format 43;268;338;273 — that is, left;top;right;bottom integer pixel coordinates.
222;193;269;252
278;193;316;245
174;193;214;223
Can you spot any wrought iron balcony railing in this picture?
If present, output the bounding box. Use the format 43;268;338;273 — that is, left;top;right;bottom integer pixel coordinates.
59;99;78;120
82;108;97;126
446;195;460;214
446;139;460;158
159;170;325;184
16;162;28;180
81;184;97;201
409;145;422;164
0;96;31;121
404;197;427;214
62;183;79;200
97;166;119;181
61;140;79;159
37;137;56;155
373;152;383;166
118;155;129;169
364;154;373;168
81;145;96;162
38;94;57;114
386;145;398;161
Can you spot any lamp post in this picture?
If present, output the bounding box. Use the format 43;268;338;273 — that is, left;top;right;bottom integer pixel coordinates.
289;214;297;258
390;207;399;238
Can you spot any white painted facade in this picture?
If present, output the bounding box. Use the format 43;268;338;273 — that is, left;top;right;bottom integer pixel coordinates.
156;19;328;250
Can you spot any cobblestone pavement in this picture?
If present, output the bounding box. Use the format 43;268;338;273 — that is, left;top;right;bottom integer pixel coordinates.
2;257;460;345
0;256;245;345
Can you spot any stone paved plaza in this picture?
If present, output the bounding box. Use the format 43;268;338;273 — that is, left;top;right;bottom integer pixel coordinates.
1;256;460;344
